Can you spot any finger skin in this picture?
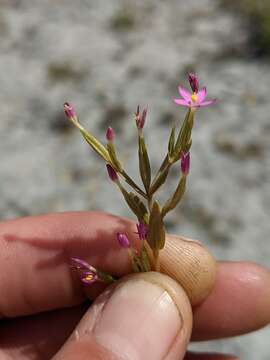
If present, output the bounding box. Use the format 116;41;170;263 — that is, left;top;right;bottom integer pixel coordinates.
0;211;134;317
0;211;269;341
0;306;87;360
192;261;270;340
53;273;193;360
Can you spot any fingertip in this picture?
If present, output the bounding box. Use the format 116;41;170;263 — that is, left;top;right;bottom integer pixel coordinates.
160;235;217;306
192;261;270;340
54;272;193;360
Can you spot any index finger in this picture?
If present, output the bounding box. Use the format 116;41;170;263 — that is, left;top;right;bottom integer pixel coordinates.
0;211;269;341
0;211;134;317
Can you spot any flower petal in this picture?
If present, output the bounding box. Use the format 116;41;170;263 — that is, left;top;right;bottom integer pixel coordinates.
174;98;190;107
178;86;192;101
199;98;217;107
197;87;207;102
70;257;97;273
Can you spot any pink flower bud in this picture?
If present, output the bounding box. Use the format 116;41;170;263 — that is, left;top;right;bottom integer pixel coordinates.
64;102;77;120
181;152;190;175
188;73;199;93
135;105;147;129
106;127;115;141
106;164;118;182
136;222;148;240
117;232;130;248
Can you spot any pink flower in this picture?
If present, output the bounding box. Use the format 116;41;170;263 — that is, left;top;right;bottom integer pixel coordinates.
135;222;148;240
181;151;190;175
174;76;216;108
117;233;130;248
70;257;98;284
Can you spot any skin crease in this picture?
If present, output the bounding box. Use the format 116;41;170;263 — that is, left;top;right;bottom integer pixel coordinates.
0;211;269;360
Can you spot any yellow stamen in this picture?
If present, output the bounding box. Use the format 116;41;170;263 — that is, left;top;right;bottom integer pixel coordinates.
191;93;198;102
85;274;94;281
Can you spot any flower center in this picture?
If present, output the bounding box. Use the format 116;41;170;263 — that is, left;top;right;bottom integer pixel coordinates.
85;273;95;281
191;93;198;102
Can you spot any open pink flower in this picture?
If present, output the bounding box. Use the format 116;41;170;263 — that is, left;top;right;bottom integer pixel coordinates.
174;75;216;108
70;257;98;284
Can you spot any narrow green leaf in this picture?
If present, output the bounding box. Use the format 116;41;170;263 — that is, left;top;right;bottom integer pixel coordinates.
80;128;110;162
159;155;169;172
149;165;170;195
131;194;148;221
120;170;147;199
140;246;151;272
107;142;122;171
119;186;148;221
138;135;151;193
162;176;187;217
97;270;116;284
168;124;176;159
131;254;141;272
174;109;194;159
147;201;166;250
183;138;192;153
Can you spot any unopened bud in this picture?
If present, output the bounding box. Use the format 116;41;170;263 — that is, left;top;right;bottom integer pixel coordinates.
106;127;115;142
117;232;130;248
188;73;199;93
106;164;118;182
135;105;147;129
64;102;77;121
181;151;190;175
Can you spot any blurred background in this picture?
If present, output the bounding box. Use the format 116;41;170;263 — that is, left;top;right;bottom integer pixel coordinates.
0;0;269;358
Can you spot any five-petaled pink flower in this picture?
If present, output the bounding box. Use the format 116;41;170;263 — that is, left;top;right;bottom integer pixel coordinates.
174;74;217;108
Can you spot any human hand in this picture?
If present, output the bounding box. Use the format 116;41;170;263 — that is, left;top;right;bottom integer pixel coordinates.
0;212;269;359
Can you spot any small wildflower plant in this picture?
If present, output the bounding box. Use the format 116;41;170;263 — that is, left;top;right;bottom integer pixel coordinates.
64;74;216;285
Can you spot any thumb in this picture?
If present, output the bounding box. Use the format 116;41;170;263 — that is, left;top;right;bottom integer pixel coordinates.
53;272;193;360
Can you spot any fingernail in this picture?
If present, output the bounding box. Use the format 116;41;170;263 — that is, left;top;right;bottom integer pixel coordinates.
93;276;182;360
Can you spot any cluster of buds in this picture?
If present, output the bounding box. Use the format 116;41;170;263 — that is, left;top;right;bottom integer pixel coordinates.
64;73;216;282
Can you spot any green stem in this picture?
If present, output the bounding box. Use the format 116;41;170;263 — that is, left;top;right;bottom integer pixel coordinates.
153;250;160;272
120;169;147;199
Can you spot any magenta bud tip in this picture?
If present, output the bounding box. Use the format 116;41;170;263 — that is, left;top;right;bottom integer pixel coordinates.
117;232;130;248
106;126;115;141
181;151;190;175
135;105;147;129
188;73;199;93
106;164;118;182
64;102;76;119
